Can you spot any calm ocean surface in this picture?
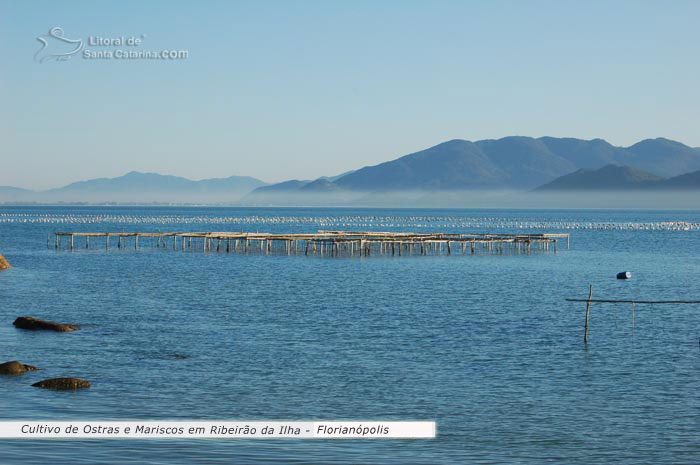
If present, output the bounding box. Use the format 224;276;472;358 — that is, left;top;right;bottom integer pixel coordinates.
1;206;700;464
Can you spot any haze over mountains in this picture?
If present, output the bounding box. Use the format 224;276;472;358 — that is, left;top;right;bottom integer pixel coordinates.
3;136;700;205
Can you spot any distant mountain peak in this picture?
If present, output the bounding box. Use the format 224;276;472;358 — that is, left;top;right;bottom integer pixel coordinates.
630;137;691;148
299;178;344;192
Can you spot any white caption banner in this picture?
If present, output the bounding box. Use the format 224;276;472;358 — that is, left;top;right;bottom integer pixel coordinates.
0;421;435;439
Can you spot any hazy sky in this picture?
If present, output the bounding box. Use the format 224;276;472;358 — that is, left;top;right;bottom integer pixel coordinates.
1;0;699;189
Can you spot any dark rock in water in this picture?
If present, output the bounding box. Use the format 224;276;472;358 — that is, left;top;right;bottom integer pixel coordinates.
13;316;79;332
0;254;10;270
616;271;632;280
32;378;91;390
0;360;39;375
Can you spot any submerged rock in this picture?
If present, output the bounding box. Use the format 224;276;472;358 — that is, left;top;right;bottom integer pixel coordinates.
0;254;10;270
0;360;39;375
13;316;79;332
32;378;91;390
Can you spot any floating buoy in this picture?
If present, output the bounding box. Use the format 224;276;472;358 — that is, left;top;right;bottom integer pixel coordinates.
616;271;632;280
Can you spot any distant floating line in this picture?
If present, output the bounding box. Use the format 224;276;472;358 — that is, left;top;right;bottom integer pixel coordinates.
2;213;699;231
51;230;569;257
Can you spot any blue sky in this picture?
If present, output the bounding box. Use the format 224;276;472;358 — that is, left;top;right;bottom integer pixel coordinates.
1;0;699;189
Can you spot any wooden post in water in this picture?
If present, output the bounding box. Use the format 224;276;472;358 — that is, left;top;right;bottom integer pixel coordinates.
584;284;593;344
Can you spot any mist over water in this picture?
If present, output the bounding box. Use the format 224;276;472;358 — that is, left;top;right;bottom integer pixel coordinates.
7;189;697;209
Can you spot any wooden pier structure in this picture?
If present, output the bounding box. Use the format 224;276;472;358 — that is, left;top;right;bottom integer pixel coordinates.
51;231;569;257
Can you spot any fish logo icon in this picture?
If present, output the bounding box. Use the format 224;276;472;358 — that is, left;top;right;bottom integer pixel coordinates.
35;27;83;63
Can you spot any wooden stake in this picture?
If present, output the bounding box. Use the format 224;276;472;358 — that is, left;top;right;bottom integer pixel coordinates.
584;284;593;344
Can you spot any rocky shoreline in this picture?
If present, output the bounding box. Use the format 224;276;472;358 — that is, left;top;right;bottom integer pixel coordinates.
1;315;90;390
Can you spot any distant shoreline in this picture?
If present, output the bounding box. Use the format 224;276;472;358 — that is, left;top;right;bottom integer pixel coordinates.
2;202;700;212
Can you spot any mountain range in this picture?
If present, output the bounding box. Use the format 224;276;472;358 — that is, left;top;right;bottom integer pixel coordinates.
534;164;700;191
3;136;700;204
0;171;267;203
244;136;700;200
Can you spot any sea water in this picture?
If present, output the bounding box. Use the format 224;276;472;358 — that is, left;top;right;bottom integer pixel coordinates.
1;206;699;464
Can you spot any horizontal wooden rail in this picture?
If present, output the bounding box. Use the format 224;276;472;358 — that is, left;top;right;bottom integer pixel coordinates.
567;299;700;304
